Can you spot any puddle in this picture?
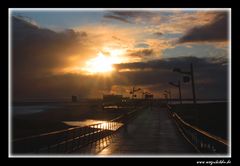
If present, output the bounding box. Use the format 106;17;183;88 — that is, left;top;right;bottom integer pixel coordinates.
63;119;123;131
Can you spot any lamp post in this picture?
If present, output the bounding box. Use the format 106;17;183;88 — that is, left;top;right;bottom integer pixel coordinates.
173;63;196;104
169;80;182;104
141;89;146;99
130;87;142;108
130;87;141;99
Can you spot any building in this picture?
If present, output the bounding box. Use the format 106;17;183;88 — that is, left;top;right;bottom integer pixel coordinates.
102;94;123;109
71;95;78;102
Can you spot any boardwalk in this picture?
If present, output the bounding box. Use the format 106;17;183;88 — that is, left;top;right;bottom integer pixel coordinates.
76;106;197;155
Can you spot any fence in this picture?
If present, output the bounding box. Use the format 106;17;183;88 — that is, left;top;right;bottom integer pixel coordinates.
167;105;229;154
12;106;145;154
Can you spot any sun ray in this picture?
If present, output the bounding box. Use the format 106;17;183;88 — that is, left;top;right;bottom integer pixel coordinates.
83;52;114;74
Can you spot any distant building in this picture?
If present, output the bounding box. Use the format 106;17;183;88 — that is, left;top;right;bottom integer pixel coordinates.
72;95;78;102
102;94;123;109
145;94;154;100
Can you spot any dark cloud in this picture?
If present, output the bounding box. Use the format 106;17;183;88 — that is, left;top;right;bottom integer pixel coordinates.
11;16;228;100
111;36;128;46
135;43;149;48
178;12;228;43
128;49;154;57
104;15;131;23
12;16;89;100
113;56;228;99
111;11;153;18
12;16;87;74
103;11;154;24
13;73;114;100
115;56;215;70
154;32;163;36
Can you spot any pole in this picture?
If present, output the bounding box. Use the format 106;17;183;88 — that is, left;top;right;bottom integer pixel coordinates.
190;64;198;127
132;86;134;99
178;80;182;104
166;94;169;104
190;63;196;104
169;90;172;105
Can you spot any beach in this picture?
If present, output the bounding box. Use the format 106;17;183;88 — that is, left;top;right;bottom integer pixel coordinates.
12;100;133;139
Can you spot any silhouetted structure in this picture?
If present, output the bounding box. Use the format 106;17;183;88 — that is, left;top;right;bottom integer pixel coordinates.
102;94;123;109
173;63;196;104
169;81;182;104
145;94;153;100
72;95;78;102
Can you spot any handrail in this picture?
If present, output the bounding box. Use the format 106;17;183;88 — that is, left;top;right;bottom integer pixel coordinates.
12;105;146;154
167;105;229;154
173;113;228;146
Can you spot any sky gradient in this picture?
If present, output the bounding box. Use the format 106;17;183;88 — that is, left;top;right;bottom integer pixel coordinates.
10;9;230;101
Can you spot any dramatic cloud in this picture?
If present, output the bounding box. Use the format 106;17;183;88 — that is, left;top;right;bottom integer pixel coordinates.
143;38;175;57
12;16;90;76
113;56;228;99
153;32;163;36
142;11;219;35
127;48;154;57
115;56;227;71
12;16;94;100
11;10;229;101
103;11;155;24
12;16;142;100
135;43;149;48
104;15;131;24
178;12;228;43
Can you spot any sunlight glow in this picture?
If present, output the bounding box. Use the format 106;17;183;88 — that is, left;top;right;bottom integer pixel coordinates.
82;51;122;74
63;119;123;131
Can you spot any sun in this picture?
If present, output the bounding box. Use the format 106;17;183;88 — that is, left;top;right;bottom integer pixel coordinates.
83;52;116;74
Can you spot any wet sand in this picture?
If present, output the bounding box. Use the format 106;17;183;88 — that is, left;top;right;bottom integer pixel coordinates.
12;101;132;139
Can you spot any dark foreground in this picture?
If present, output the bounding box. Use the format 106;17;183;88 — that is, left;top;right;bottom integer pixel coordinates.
11;101;229;155
12;101;133;139
170;102;228;140
89;107;196;155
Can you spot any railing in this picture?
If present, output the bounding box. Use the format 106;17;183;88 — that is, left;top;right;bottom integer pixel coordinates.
12;106;145;154
167;105;229;154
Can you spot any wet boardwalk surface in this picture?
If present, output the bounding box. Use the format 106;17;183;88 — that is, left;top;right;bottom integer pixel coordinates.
76;107;197;156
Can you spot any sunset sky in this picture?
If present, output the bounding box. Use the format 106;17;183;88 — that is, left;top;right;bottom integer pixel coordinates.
10;9;230;101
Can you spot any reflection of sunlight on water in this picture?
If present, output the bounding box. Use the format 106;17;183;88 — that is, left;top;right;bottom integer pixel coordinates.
104;106;118;109
63;119;123;131
63;119;106;127
76;134;116;154
90;122;123;131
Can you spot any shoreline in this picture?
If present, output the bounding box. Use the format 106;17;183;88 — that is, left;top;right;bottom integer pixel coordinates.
12;102;131;139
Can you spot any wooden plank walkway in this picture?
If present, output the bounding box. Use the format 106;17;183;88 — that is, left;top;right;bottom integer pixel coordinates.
75;106;197;156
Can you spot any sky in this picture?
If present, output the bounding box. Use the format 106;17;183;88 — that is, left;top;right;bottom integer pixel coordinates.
10;9;230;101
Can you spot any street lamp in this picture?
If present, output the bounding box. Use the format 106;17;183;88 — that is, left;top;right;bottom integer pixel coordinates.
141;89;146;99
169;81;182;104
173;63;196;104
130;87;141;99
